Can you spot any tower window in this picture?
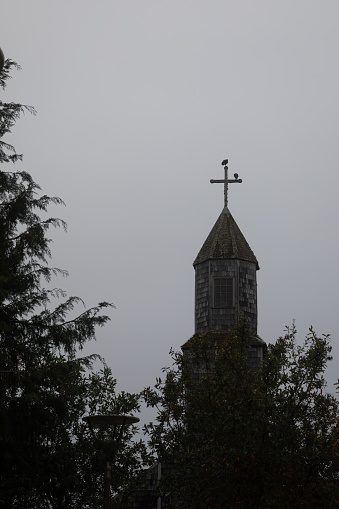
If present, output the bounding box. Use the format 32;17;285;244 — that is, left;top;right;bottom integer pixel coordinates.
214;277;233;308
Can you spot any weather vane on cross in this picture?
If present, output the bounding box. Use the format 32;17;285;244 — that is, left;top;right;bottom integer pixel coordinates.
210;159;242;207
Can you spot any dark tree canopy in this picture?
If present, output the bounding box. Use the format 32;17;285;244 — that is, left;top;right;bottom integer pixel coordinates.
0;58;151;508
144;322;339;508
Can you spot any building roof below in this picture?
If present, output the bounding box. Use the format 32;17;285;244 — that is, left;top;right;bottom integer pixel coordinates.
181;330;266;351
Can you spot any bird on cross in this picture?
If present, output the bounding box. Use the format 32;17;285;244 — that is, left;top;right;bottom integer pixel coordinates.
210;159;242;207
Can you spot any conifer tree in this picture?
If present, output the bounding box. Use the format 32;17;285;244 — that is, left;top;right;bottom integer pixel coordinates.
0;58;150;507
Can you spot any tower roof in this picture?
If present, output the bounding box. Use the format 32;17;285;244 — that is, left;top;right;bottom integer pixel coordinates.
193;206;259;269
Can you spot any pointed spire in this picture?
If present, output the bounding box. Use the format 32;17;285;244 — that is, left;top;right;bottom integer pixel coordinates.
194;206;259;269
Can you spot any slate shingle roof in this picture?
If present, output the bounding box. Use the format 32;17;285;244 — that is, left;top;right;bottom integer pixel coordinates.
193;206;259;269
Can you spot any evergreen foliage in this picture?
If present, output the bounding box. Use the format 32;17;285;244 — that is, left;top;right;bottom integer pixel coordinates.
144;322;339;508
0;58;150;507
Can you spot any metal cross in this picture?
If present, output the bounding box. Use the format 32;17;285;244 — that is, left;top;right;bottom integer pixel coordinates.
210;159;242;207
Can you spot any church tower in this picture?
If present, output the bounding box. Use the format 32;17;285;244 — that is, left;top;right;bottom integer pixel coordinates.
128;160;265;509
181;159;265;368
194;159;259;334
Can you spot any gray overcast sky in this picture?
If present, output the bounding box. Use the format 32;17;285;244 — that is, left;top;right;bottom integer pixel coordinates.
1;1;339;398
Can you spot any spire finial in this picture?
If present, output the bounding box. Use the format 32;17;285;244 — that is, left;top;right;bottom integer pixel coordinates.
210;159;242;207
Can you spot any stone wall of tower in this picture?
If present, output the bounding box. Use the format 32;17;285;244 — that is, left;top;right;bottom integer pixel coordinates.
195;259;257;333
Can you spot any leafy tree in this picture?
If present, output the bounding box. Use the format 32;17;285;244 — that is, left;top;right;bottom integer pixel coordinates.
144;322;339;508
0;59;151;507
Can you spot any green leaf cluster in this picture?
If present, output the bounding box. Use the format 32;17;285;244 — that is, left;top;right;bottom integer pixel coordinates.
144;322;339;508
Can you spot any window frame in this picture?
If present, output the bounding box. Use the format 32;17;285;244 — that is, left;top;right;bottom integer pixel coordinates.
213;277;234;308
